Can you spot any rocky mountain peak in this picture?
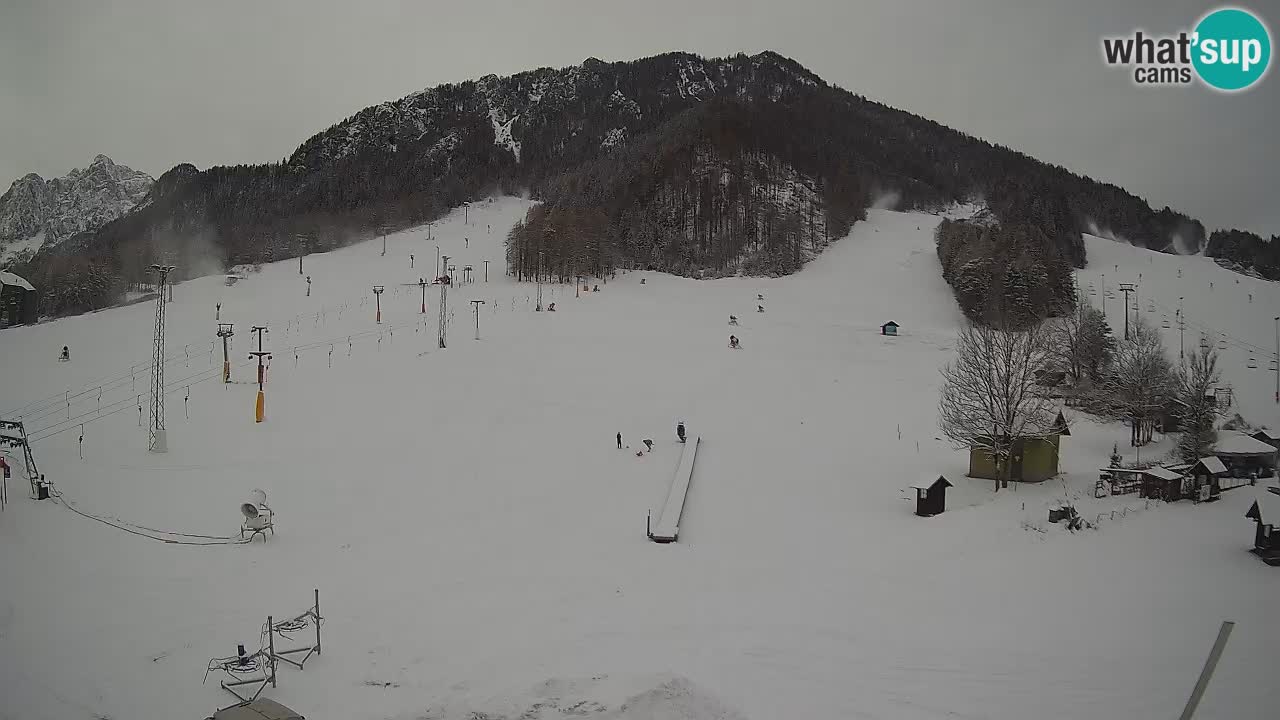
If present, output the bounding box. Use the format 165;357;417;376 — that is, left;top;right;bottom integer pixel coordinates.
0;156;154;266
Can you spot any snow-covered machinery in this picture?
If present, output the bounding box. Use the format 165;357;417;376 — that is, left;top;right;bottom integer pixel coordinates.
240;489;274;541
204;590;323;711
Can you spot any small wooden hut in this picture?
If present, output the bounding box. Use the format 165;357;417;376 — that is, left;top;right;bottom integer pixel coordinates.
1244;488;1280;565
912;476;952;517
1189;456;1229;501
880;321;899;336
1140;466;1185;502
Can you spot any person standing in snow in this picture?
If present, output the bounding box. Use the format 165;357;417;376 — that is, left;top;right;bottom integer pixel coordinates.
59;345;70;362
677;422;686;443
617;432;622;449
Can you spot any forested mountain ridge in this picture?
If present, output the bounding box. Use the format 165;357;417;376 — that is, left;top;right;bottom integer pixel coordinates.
8;50;1239;317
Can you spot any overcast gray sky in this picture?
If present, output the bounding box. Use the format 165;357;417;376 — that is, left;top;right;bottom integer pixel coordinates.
1;0;1276;236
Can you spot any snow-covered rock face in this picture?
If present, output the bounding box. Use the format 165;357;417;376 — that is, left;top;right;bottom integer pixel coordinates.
0;155;153;265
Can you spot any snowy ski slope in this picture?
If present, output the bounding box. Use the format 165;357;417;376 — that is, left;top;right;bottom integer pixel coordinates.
1;199;1278;720
1075;235;1280;431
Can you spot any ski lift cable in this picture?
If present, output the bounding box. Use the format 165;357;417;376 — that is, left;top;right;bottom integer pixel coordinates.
1146;297;1272;354
28;360;253;443
28;362;230;437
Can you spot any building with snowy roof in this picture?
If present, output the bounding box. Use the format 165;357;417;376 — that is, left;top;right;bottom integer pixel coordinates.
1140;466;1186;502
1214;432;1277;478
1249;428;1279;452
1244;488;1280;563
0;271;37;327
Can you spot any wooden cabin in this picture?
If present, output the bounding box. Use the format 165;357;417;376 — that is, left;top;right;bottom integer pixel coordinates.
880;321;899;336
1189;456;1229;501
1140;466;1185;502
1244;488;1280;565
912;476;952;517
969;434;1061;483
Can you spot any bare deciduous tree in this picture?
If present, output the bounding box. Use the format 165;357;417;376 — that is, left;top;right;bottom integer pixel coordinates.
1174;345;1223;463
939;320;1057;490
1100;316;1173;447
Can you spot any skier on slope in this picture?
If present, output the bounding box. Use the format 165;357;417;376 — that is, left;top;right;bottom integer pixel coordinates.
729;335;740;349
729;315;738;325
617;432;622;449
59;345;70;362
643;439;654;452
677;422;686;443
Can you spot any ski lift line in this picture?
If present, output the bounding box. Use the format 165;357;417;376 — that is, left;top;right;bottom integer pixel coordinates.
28;362;231;435
12;263;519;417
28;361;254;443
1148;295;1269;353
1146;296;1273;355
14;354;202;426
29;315;428;442
3;343;209;418
9;278;516;419
5;278;379;417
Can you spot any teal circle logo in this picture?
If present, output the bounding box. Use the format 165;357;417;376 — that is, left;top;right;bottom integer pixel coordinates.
1192;8;1271;91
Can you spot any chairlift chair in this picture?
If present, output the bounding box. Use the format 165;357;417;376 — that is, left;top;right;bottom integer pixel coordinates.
1218;338;1227;349
1162;319;1171;329
1247;357;1258;369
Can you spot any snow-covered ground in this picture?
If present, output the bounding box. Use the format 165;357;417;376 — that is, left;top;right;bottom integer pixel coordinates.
1;199;1278;720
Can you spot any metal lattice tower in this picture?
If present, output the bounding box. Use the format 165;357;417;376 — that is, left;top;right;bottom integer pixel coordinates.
148;264;175;452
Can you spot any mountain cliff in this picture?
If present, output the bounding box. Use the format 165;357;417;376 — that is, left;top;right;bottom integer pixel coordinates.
0;155;153;267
